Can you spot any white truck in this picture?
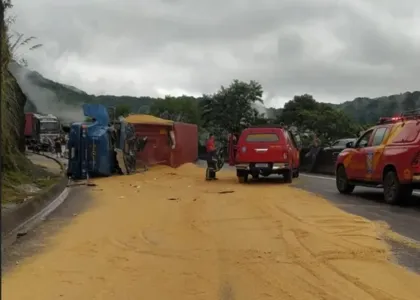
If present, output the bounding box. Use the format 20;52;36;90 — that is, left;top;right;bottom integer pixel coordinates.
34;113;62;151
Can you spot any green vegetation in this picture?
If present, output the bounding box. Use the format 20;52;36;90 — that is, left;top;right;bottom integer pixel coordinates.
1;0;60;204
21;54;420;146
4;2;420;164
334;92;420;124
21;60;420;136
279;94;362;143
200;80;264;136
22;58;420;127
2;166;60;204
150;95;201;125
1;0;22;170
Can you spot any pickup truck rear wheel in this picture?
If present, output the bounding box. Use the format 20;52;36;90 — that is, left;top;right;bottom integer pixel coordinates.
284;170;293;183
383;171;413;205
336;165;355;194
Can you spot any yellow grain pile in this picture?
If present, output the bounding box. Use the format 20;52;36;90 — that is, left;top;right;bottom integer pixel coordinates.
125;114;174;126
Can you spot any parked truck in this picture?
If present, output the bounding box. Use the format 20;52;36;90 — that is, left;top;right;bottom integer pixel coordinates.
25;112;62;152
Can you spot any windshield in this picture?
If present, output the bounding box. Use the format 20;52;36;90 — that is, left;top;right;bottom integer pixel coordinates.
40;121;60;133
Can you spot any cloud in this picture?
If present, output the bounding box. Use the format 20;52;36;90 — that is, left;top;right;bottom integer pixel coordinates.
8;0;420;108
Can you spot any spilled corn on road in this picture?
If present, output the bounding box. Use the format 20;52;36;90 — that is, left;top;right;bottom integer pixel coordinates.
3;164;420;300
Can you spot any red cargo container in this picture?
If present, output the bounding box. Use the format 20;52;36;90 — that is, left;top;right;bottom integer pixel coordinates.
133;123;172;166
25;113;35;137
24;112;40;139
125;114;198;168
170;122;198;167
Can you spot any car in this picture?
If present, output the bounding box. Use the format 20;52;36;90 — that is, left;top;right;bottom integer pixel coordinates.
335;113;420;204
228;125;301;183
324;138;357;150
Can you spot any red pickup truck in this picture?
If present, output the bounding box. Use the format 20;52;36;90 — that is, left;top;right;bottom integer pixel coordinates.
228;125;301;183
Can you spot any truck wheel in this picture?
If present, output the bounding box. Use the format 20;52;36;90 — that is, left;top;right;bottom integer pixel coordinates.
336;165;355;194
383;171;413;205
284;170;293;183
252;174;259;180
238;174;248;183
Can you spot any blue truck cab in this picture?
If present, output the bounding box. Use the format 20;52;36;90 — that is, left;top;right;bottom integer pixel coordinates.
67;104;138;180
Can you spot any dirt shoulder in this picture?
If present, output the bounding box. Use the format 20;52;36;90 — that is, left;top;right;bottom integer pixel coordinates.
2;164;420;300
2;153;62;212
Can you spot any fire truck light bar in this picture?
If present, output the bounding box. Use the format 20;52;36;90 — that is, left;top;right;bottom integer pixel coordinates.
377;117;403;124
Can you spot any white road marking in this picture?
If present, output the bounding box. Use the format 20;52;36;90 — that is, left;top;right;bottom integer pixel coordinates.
300;173;334;181
300;173;420;195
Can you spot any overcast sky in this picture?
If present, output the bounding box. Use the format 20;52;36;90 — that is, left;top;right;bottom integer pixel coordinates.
9;0;420;108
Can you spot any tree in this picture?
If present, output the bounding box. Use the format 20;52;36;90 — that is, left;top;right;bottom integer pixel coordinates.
402;93;419;112
201;79;264;137
149;95;201;124
280;94;318;126
279;94;360;144
115;104;131;118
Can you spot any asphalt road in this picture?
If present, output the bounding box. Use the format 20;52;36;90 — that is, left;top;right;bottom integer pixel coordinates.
2;186;91;272
26;152;64;175
295;173;420;242
200;160;420;241
295;173;420;273
199;161;420;272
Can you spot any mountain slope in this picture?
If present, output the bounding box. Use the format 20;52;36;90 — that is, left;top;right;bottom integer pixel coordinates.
8;62;155;122
336;92;420;124
9;63;420;124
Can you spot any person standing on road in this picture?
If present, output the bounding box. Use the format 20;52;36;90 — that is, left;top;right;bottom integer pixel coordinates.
205;134;217;181
306;134;321;172
54;137;62;158
60;135;66;158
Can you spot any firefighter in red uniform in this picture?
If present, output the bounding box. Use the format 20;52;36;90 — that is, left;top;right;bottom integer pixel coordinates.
205;134;217;180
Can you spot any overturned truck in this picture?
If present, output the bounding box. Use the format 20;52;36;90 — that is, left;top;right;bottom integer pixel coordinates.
67;104;144;180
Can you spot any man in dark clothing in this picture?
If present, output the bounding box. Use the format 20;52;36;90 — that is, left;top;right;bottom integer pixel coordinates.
205;134;218;180
54;137;62;158
305;135;321;172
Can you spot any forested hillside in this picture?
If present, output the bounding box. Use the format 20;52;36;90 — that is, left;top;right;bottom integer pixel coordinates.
10;55;420;126
337;92;420;124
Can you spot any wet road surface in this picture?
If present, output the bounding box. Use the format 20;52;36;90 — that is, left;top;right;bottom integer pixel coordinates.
296;173;420;242
295;173;420;273
26;152;63;175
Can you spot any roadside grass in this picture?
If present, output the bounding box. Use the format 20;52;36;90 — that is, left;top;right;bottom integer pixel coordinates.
2;161;61;205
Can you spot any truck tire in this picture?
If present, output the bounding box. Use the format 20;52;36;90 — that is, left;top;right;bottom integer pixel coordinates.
284;170;293;183
383;170;413;205
336;165;355;194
